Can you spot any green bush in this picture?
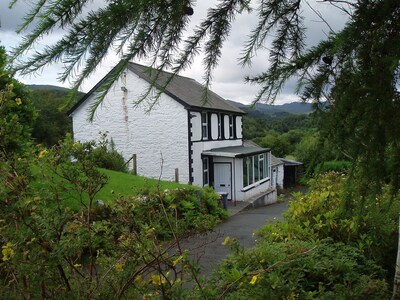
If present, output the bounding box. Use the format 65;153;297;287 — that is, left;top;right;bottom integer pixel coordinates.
93;146;127;172
204;239;389;299
0;136;227;299
318;160;352;173
257;172;400;277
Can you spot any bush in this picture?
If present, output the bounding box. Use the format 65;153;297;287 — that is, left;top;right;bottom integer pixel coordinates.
318;160;352;173
0;136;227;299
257;172;400;277
93;146;127;172
204;239;389;299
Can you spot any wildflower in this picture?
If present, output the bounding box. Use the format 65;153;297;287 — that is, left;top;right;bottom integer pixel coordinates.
115;263;124;272
222;236;230;246
249;274;258;285
2;242;15;261
38;149;48;159
15;98;22;105
150;274;166;286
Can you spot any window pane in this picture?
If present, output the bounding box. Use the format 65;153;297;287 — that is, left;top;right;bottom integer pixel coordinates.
259;154;264;179
254;156;259;182
249;157;253;184
243;159;248;187
201;112;208;139
203;158;208;185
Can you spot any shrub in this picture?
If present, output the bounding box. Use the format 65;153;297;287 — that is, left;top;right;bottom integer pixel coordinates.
257;172;400;277
0;136;226;299
93;146;127;172
204;239;389;299
318;160;352;173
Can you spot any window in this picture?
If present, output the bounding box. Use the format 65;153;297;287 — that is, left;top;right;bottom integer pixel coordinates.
218;114;222;139
201;112;208;139
203;157;209;186
242;153;269;188
229;115;234;138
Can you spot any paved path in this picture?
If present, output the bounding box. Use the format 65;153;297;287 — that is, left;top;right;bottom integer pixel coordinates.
179;199;291;277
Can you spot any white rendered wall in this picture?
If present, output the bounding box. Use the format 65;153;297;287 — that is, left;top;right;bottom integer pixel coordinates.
190;110;243;187
71;70;189;183
276;164;284;188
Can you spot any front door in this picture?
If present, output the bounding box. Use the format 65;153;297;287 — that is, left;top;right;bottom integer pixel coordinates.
213;163;232;199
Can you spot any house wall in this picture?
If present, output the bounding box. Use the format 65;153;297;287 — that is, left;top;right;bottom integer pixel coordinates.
276;164;284;189
190;109;243;187
70;70;189;183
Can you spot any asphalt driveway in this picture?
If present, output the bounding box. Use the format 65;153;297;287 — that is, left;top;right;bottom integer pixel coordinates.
179;199;291;278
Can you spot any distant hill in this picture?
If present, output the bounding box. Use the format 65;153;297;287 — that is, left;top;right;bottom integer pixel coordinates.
227;100;316;117
26;84;72;92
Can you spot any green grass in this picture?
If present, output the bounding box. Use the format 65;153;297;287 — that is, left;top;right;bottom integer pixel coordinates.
32;166;194;210
96;169;193;202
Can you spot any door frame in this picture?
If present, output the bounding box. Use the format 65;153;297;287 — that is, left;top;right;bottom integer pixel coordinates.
213;162;233;200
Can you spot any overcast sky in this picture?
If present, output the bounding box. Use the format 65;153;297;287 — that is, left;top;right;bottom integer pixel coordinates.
0;0;349;104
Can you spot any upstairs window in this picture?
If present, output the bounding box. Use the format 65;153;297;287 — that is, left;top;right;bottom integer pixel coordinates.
229;115;234;138
201;112;208;140
218;113;222;139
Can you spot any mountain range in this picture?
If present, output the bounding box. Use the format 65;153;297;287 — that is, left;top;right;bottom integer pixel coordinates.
227;100;315;117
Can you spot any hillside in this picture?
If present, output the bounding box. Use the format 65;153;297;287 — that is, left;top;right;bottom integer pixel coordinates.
26;84;72;92
227;100;315;117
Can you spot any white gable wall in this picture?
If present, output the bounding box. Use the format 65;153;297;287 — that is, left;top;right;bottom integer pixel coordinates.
70;70;189;183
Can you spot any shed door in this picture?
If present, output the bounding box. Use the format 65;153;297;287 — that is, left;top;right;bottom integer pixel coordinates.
213;163;232;199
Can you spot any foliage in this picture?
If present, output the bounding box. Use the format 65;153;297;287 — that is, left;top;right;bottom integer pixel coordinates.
317;160;351;173
0;46;36;154
257;173;400;274
92;133;128;172
254;129;308;158
30;88;83;146
203;239;388;299
243;113;313;140
0;134;227;299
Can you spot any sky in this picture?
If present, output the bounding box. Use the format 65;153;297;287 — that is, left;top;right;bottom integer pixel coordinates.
0;0;349;105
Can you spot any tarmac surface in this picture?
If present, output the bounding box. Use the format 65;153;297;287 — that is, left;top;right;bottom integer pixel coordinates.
178;195;294;278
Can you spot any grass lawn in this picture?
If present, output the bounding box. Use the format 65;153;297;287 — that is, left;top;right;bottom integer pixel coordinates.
33;166;194;210
96;169;194;202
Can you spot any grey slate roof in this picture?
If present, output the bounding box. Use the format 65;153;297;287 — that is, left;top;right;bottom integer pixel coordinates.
127;63;245;114
202;145;270;158
271;155;284;166
280;158;303;166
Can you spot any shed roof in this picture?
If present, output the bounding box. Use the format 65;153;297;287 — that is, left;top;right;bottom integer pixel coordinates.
280;158;303;166
271;155;284;166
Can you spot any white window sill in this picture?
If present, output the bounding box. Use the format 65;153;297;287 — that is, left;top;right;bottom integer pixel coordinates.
241;178;270;192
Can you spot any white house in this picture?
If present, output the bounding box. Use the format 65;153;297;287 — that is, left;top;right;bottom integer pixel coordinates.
68;63;276;203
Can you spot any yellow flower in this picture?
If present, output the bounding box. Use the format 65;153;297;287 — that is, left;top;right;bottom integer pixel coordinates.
115;263;124;273
249;275;258;285
222;236;230;246
38;149;48;159
150;274;166;286
15;98;22;105
2;242;15;261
